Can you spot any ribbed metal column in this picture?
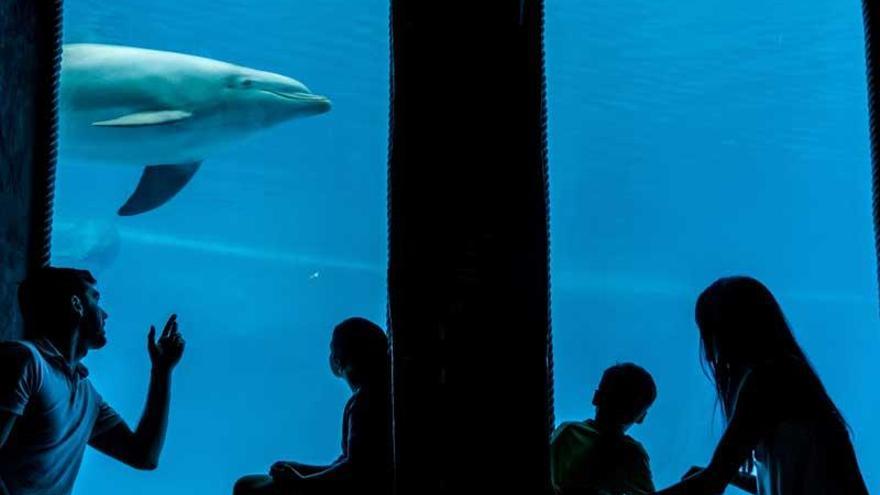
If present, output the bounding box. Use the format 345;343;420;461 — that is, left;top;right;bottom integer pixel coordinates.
864;0;880;309
27;0;64;271
388;2;553;494
0;0;63;341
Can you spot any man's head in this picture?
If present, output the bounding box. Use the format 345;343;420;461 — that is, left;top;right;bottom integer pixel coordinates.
329;317;389;388
592;363;657;431
18;267;108;350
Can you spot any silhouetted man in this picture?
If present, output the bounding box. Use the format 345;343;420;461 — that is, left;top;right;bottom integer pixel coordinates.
0;267;185;495
550;363;657;495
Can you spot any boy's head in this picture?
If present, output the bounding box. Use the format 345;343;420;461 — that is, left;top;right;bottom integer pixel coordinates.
592;363;656;429
329;317;389;387
18;267;108;349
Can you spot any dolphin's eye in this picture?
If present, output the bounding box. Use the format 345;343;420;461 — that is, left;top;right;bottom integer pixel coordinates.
241;79;254;88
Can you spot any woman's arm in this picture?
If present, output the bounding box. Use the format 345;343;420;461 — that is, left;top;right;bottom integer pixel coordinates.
270;461;331;477
681;467;757;495
275;391;389;485
731;472;757;494
655;370;770;495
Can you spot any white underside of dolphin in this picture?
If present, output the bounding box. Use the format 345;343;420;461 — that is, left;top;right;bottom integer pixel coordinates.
59;43;332;216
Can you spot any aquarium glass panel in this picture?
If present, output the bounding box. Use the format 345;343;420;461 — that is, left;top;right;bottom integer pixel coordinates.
546;0;879;491
51;2;388;493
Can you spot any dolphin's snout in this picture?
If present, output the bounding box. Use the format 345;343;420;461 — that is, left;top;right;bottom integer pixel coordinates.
304;94;332;114
267;90;332;114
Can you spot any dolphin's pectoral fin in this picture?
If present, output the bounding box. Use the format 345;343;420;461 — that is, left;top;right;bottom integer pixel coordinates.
117;162;201;216
93;110;193;127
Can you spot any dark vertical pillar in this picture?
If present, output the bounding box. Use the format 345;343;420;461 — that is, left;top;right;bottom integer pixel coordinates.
388;2;552;494
0;0;62;340
864;0;880;307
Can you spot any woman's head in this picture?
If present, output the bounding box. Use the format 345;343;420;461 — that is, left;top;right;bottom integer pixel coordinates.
695;276;843;425
696;276;797;371
329;317;389;388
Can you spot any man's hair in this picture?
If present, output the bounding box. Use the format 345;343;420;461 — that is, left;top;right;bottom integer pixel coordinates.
596;363;657;422
18;267;96;338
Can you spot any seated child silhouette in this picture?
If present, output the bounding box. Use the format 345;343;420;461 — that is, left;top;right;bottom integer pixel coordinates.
234;317;392;495
550;363;657;495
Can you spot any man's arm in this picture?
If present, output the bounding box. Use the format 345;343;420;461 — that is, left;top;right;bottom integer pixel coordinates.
0;412;16;495
89;315;185;470
0;411;16;450
0;342;41;494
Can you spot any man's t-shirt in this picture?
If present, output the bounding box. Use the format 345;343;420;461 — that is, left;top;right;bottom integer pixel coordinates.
550;420;654;495
0;340;123;495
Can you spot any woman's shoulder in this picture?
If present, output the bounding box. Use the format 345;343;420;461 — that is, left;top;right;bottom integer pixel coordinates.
733;358;801;408
740;356;830;421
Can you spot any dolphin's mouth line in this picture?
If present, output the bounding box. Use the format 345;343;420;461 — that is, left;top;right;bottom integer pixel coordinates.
260;89;330;104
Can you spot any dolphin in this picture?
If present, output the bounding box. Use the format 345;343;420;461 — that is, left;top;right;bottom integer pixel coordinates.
58;43;332;216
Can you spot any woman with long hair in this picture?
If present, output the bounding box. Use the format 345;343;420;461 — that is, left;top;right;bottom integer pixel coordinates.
655;276;868;495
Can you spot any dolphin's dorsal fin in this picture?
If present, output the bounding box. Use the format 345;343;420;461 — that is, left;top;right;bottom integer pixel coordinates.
118;162;201;216
93;110;193;127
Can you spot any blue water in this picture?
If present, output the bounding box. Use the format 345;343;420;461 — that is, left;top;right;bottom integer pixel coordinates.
54;1;388;493
49;0;877;494
546;0;879;492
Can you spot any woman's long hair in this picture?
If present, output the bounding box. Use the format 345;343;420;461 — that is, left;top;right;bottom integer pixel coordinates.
695;276;847;429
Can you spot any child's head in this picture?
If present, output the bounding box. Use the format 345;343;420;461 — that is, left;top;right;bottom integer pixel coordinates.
592;363;657;430
329;317;390;388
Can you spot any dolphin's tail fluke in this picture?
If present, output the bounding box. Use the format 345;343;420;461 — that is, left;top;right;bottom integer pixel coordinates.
118;162;202;216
